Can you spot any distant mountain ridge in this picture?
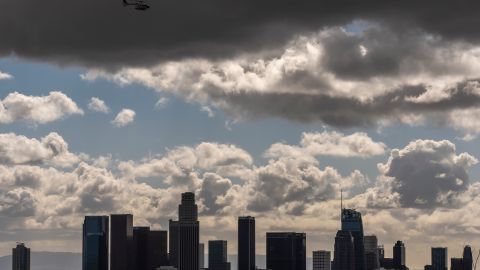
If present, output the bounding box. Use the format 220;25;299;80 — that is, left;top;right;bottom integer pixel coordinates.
0;252;312;270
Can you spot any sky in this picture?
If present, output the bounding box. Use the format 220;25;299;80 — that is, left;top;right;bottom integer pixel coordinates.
2;1;480;268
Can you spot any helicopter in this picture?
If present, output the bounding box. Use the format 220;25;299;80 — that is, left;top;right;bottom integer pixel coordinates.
122;0;150;10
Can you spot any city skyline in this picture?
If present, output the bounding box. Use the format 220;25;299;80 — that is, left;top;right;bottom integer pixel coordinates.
2;1;480;269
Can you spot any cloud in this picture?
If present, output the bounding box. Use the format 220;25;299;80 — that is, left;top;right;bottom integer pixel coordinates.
366;139;478;209
82;25;480;135
111;109;135;127
0;132;80;167
0;91;83;125
0;71;13;80
3;0;480;68
265;131;386;159
87;97;110;113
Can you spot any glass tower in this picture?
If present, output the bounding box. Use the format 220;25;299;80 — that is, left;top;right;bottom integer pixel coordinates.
209;240;231;270
341;209;366;270
82;216;109;270
266;232;306;270
12;243;30;270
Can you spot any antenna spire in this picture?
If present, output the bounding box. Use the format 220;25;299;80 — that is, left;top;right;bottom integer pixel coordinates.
341;188;343;210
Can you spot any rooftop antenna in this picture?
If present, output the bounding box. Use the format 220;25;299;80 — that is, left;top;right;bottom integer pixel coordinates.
340;188;343;210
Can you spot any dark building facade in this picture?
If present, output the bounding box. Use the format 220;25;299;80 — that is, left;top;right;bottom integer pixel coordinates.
12;243;30;270
332;230;355;270
209;240;231;270
341;209;365;270
463;246;473;270
148;230;168;270
266;232;306;270
364;236;379;270
133;227;150;270
82;216;109;270
393;241;406;269
169;192;199;270
451;258;464;270
238;216;255;270
431;248;447;270
111;214;134;270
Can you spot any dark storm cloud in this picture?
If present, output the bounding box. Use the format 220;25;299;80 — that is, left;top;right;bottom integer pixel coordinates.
2;0;480;68
208;80;480;127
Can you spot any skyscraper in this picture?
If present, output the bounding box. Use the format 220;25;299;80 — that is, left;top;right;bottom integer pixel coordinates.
313;250;331;270
341;209;365;270
209;240;231;270
133;227;150;270
431;248;447;270
266;232;306;270
463;246;473;270
364;236;379;270
332;230;355;270
238;216;255;270
169;192;199;270
12;243;30;270
111;214;134;270
147;230;168;270
82;216;109;270
393;241;406;269
451;258;464;270
199;243;205;269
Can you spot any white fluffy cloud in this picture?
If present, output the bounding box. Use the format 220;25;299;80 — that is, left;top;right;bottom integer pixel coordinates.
0;91;83;125
0;71;13;80
87;97;110;113
265;131;386;159
111;109;135;127
0;132;80;167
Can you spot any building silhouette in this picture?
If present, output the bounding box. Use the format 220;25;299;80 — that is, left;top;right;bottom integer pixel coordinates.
209;240;231;270
147;230;168;270
199;243;205;269
169;192;199;270
133;227;150;270
341;209;365;270
463;246;473;270
238;216;255;270
111;214;134;270
332;230;355;270
313;250;331;270
451;258;464;270
12;243;30;270
82;216;109;270
393;241;406;269
364;236;379;270
431;248;447;270
266;232;306;270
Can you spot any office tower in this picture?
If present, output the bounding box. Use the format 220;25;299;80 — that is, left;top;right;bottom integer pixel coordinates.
169;192;200;270
393;241;406;269
12;243;30;270
111;214;134;270
148;230;168;270
238;216;255;270
199;243;205;269
364;236;379;270
313;250;331;270
378;245;385;260
463;246;473;270
209;240;231;270
451;258;464;270
431;248;447;270
332;230;355;270
82;216;109;270
266;232;306;270
133;227;150;270
341;209;365;270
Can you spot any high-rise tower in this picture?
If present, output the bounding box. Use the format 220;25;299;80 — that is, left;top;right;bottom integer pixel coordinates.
111;214;134;270
209;240;231;270
266;232;306;270
341;209;365;270
332;230;355;270
431;247;447;270
169;192;199;270
393;241;406;269
463;246;473;270
82;216;109;270
12;243;30;270
238;216;255;270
